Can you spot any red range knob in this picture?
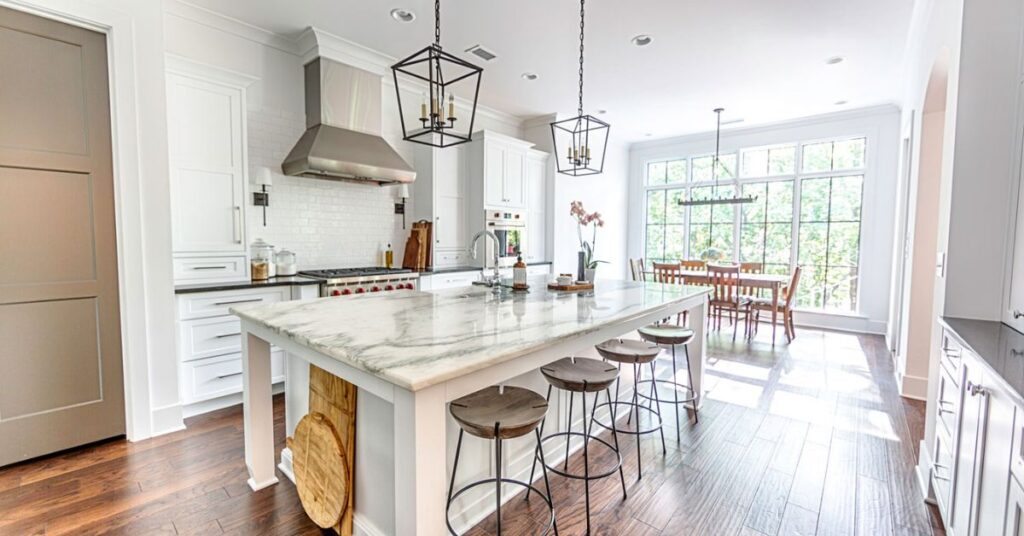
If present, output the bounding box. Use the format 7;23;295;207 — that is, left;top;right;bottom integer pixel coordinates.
370;286;381;292
385;285;394;291
355;287;366;294
331;289;341;296
407;283;416;290
341;288;352;295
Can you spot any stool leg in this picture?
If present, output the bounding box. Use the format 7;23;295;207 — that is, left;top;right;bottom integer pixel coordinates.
647;361;668;455
526;384;553;502
447;429;465;506
632;364;642;480
612;363;622;425
535;428;559;536
606;387;627;500
671;344;681;443
685;344;699;424
494;430;503;535
564;391;574;471
582;389;591;535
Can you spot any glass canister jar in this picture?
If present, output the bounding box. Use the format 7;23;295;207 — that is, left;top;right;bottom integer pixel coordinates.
276;249;297;276
250;239;274;281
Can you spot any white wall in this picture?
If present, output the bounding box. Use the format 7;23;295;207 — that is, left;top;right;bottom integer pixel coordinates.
627;106;902;334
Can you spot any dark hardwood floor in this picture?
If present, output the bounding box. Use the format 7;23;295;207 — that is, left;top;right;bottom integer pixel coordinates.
0;327;943;535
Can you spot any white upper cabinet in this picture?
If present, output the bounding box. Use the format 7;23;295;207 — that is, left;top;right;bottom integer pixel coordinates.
1005;80;1024;330
166;64;253;263
413;145;469;266
525;151;548;262
470;131;533;210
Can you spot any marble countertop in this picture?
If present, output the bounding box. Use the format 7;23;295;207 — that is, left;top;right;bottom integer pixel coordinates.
232;276;710;391
175;275;322;294
939;316;1024;405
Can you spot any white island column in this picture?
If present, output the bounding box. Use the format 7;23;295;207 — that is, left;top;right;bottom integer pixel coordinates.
393;385;448;536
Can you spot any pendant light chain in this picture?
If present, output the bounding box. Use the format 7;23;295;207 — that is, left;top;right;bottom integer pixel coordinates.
577;0;586;117
434;0;441;48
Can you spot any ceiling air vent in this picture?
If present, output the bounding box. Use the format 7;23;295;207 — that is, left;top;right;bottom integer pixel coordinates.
465;44;498;62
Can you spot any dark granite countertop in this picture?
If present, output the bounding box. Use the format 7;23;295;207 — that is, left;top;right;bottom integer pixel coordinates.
422;261;552;275
940;316;1024;405
174;275;322;294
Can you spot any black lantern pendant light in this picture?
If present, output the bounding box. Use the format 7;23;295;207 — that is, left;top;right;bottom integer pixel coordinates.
391;0;483;148
550;0;610;176
679;108;757;206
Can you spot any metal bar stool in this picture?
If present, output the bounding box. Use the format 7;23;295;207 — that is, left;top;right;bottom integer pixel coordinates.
591;338;666;479
525;357;625;535
447;386;558;535
636;324;699;443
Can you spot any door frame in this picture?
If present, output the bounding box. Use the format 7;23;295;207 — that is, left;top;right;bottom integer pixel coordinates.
1;0;171;440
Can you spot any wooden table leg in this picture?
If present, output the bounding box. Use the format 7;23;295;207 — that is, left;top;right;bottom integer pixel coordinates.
687;300;707;410
393;384;447;536
242;331;279;491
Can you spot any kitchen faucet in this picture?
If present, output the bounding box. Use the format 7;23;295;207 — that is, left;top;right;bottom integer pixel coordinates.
468;229;502;287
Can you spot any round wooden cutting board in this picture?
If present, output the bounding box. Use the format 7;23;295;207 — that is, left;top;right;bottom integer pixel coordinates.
290;412;351;529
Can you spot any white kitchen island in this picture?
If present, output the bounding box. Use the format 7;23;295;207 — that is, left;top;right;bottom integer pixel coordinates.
233;276;711;535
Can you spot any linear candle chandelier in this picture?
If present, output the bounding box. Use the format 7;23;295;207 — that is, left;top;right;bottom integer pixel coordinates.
550;0;610;176
391;0;483;148
679;108;757;206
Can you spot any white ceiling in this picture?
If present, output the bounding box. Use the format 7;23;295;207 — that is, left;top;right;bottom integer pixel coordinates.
182;0;915;142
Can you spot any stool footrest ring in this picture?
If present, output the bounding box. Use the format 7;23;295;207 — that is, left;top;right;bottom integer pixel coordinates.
536;431;623;480
446;477;556;536
591;401;663;436
635;379;698;405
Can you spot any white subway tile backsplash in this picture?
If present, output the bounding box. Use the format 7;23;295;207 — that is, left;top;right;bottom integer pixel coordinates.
244;107;410;269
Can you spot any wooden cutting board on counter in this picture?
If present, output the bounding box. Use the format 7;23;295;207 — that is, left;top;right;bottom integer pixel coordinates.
402;221;433;271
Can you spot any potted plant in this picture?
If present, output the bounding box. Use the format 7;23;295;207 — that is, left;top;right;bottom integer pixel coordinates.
570;201;606;282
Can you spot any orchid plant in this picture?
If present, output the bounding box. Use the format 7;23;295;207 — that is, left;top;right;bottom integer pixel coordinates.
570;200;607;269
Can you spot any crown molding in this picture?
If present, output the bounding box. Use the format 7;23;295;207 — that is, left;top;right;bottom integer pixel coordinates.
296;27;394;75
164;53;260;87
165;0;300;55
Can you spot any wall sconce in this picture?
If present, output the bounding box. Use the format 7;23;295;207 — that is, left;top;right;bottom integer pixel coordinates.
395;183;410;229
254;168;272;226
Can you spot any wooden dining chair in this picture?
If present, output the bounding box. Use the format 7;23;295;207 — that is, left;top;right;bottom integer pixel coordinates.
629;258;647;282
750;266;802;343
651;262;684;284
739;262;763;299
680;259;706;271
707;264;752;340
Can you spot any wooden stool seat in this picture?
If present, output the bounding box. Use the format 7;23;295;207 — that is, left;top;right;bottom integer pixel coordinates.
638;325;695;345
540;357;619;393
595;338;661;364
449;386;548;440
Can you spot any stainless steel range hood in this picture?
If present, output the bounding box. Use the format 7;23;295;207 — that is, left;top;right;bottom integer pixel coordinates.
282;58;415;184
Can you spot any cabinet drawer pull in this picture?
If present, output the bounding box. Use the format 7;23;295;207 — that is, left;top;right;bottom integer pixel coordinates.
1013;349;1024;358
192;265;228;271
214;332;241;339
214;298;263;306
1015;309;1024;319
216;371;243;380
232;206;242;244
967;381;987;397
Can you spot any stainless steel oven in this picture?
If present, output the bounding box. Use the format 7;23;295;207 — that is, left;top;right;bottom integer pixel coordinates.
485;210;527;268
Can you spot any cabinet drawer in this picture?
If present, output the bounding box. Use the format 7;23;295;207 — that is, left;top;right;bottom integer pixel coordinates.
429;271;479;290
940;332;963;382
936;366;960;438
932;424;955;519
435;250;470;267
179;316;243;362
180;351;284;405
173;255;248;283
177;287;290;320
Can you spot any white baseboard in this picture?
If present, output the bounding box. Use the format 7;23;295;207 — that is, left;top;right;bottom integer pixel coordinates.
182;381;285;419
915;439;933;502
899;373;929;400
791;310;887;335
149;403;185;437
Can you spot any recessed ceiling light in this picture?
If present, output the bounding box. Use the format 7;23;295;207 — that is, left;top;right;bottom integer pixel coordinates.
521;72;539;81
390;8;415;23
834;100;848;106
644;133;653;137
631;35;653;47
825;56;845;65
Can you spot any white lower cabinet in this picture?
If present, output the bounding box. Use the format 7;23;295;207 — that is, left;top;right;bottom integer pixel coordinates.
175;286;294;417
1007;479;1024;536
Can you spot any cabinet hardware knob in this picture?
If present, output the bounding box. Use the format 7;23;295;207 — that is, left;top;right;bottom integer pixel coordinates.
1012;349;1024;358
1015;309;1024;319
967;381;987;397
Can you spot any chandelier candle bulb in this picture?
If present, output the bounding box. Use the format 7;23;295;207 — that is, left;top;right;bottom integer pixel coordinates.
448;94;455;120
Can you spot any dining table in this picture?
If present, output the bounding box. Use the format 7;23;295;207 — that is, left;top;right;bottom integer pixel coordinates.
646;269;792;343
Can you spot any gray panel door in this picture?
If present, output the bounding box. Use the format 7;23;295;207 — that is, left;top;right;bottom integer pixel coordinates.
0;6;125;465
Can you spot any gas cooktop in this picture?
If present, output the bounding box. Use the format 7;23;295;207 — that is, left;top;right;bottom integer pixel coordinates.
299;267;413;279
